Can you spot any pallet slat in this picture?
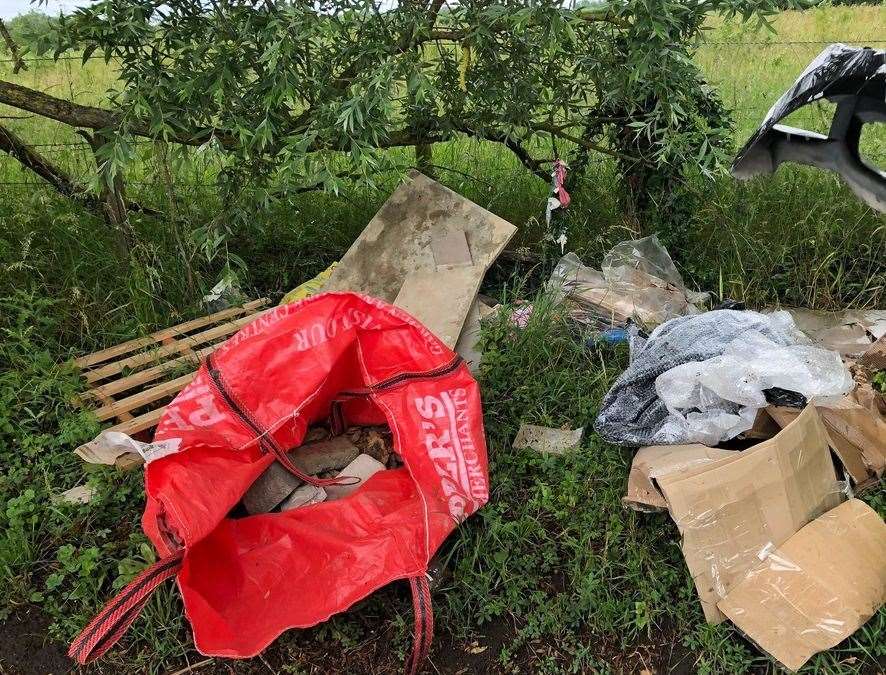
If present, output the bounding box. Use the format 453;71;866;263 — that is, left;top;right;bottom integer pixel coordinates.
74;299;271;439
84;311;262;383
92;372;197;422
107;408;165;435
74;298;268;369
80;344;218;401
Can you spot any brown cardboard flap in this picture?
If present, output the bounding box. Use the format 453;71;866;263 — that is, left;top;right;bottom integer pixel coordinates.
767;399;886;489
623;444;739;512
658;406;842;624
718;498;886;672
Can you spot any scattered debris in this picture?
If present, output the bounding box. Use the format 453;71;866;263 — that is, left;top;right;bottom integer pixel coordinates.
859;335;886;370
766;398;885;491
513;424;583;455
75;430;145;467
777;307;886;356
548;235;707;331
623;444;738;513
595;310;853;446
718;498;886;671
52;485;95;505
732;44;886;213
657;406;841;623
325;454;387;501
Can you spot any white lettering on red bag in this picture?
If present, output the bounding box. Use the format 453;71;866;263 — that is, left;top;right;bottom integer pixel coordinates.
415;388;488;518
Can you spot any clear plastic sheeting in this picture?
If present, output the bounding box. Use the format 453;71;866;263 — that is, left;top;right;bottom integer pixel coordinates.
547;235;707;330
594;309;854;446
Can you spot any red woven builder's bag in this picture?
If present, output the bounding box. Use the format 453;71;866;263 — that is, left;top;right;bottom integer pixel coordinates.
69;292;490;673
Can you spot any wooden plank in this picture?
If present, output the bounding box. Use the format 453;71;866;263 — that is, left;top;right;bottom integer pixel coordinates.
80;344;217;402
84;311;263;383
107;408;165;436
74;299;268;369
92;372;196;422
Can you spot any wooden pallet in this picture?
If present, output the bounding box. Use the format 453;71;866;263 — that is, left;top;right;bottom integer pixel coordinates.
74;298;270;437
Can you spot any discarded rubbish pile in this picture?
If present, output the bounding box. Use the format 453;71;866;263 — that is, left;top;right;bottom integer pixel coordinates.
595;309;854;446
68;172;511;672
599;304;886;670
621;406;886;671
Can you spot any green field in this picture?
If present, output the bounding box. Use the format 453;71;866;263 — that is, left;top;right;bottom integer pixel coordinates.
1;4;885;674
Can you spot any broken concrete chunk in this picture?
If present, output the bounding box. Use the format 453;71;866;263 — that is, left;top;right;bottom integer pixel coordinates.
512;424;583;455
657;406;842;624
394;266;484;348
718;498;886;672
623;444;739;513
243;436;359;514
325;454;386;501
431;230;473;269
322;170;516;301
279;484;327;511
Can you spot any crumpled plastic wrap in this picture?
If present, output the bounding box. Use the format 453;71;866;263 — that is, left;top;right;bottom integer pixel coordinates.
548;235;707;330
594;309;854;446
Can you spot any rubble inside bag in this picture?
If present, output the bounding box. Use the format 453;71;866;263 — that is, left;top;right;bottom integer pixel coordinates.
718;498;886;672
594;309;854;446
241;424;401;515
547;235;708;331
656;406;843;623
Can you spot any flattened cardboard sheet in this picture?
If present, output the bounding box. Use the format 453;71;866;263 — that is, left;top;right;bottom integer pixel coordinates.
718;498;886;672
323;171;516;301
623;444;739;512
658;406;842;623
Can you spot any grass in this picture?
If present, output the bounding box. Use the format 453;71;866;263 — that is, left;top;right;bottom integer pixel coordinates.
1;4;885;674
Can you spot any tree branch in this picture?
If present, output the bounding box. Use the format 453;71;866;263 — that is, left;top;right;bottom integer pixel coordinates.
0;122;159;216
0;19;27;74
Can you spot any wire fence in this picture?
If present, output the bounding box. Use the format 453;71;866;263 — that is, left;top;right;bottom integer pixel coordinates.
1;37;884;200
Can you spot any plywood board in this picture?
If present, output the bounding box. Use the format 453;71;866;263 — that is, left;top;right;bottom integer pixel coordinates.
323;170;516;301
394;266;484;348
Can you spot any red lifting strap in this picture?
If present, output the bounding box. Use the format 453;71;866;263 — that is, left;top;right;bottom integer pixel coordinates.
70;556;434;673
406;575;434;675
68;550;184;664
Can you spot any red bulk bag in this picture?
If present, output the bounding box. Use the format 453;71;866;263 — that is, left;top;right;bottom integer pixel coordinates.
70;292;489;673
